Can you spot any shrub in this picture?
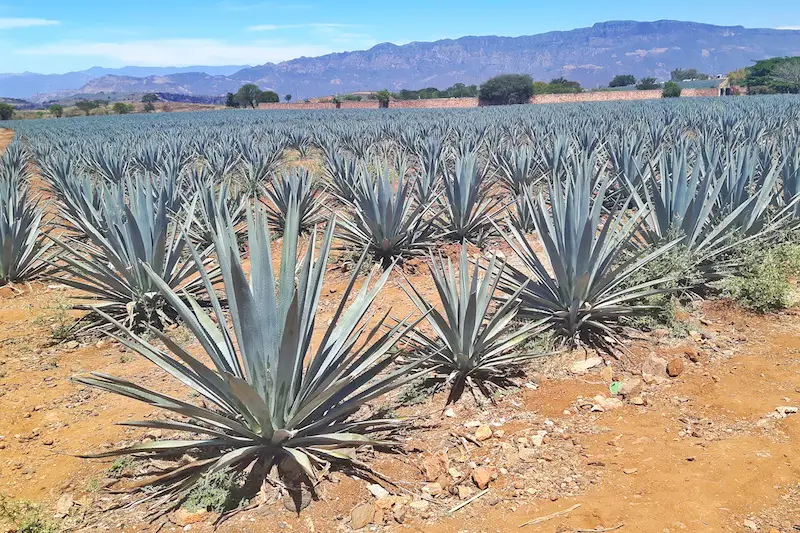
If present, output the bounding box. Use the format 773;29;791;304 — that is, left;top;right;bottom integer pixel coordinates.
636;77;660;90
662;82;682;98
375;89;391;108
258;90;279;104
724;243;800;313
112;102;133;114
479;74;534;105
183;470;242;514
609;74;636;87
48;104;63;118
0;495;60;533
0;103;13;121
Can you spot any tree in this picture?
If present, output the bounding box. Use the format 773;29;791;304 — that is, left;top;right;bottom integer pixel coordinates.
225;93;239;108
0;103;13;121
609;74;636;87
48;104;64;118
113;102;133;114
284;94;292;102
478;74;534;105
141;93;159;104
375;89;391;108
636;77;660;90
662;81;682;98
772;60;800;91
257;90;279;104
143;102;156;113
75;100;101;116
671;68;709;82
235;83;262;108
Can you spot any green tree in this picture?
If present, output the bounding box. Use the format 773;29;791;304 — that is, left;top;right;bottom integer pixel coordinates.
225;93;239;108
662;81;682;98
235;83;262;108
143;102;156;113
113;102;133;114
48;104;64;118
636;77;660;90
257;90;279;104
670;68;709;82
75;100;101;116
141;93;159;103
284;94;292;102
375;89;391;108
0;103;14;121
609;74;636;87
478;74;534;105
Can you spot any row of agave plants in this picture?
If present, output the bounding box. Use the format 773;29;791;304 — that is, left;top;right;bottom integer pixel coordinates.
0;96;799;516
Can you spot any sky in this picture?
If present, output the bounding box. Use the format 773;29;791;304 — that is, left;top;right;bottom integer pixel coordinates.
1;0;800;74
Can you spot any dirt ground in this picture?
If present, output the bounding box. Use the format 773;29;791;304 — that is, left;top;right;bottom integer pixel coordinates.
0;129;798;533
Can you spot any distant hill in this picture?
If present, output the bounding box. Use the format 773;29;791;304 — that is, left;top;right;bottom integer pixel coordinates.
7;20;800;102
0;65;249;100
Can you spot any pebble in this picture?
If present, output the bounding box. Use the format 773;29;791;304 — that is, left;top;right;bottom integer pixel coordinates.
667;358;685;377
350;503;375;530
367;484;390;499
472;466;493;489
623;468;638;475
569;356;603;374
474;425;493;441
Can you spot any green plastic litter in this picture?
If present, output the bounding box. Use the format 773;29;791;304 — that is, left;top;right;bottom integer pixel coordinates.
609;381;622;395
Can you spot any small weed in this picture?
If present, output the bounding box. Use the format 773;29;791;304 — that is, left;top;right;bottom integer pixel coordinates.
724;243;800;313
86;478;101;493
183;470;243;514
118;354;131;364
31;298;76;344
397;378;437;407
107;457;138;478
0;494;61;533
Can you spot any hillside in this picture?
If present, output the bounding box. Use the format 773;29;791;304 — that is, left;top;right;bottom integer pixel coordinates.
8;20;800;101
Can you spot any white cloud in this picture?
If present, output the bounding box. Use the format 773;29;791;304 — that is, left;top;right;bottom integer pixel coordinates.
247;23;356;31
18;38;341;66
0;17;60;30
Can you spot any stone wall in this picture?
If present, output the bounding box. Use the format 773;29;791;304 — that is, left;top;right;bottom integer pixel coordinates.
257;90;721;111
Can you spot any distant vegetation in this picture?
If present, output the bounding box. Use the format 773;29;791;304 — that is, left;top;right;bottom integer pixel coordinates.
0;103;13;121
392;82;479;100
479;74;535;105
609;74;636;87
636;77;660;90
662;81;682;98
740;56;800;94
671;68;710;81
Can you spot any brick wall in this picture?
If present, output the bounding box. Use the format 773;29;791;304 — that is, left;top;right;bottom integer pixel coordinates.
257;90;720;111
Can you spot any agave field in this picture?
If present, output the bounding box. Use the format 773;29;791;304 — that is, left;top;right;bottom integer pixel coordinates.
0;97;799;532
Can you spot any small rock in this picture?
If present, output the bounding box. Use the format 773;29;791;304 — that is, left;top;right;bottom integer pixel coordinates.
367;484;390;499
457;486;473;499
623;468;638;475
444;408;456;418
350;504;375;530
54;494;73;517
570;356;603;374
42;438;54;446
629;396;647;406
684;346;700;362
617;377;643;396
667;358;685;377
464;420;482;428
642;354;669;384
421;455;444;482
472;467;493;489
593;395;623;411
776;406;798;417
422;483;443;496
393;505;407;524
600;365;614;382
530;434;544;447
742;519;758;531
518;447;539;463
474;425;493;441
64;340;80;350
409;500;430;511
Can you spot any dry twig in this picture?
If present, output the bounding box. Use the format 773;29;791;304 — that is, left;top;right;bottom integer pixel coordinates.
519;503;581;527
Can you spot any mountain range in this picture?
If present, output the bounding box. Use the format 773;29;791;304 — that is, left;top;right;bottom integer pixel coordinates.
5;20;800;102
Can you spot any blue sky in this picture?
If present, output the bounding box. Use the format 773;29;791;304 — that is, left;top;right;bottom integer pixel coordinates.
1;0;799;74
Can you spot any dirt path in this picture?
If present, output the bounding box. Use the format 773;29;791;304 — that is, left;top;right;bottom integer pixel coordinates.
0;128;12;153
